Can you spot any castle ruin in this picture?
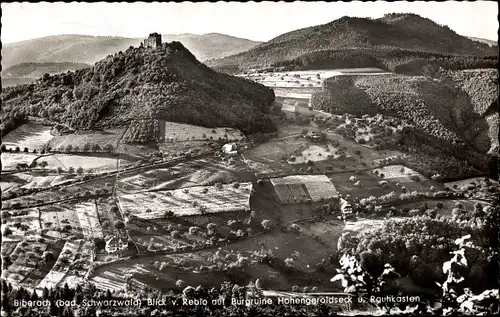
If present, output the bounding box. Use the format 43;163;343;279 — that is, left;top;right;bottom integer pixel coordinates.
144;32;162;48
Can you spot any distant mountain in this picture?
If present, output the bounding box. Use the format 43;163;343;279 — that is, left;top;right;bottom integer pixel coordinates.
1;62;90;87
161;33;261;61
207;13;498;73
1;42;276;139
1;33;261;70
468;37;498;48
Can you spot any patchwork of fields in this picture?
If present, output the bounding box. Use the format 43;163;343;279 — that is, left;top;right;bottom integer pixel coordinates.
118;182;253;218
271;175;339;203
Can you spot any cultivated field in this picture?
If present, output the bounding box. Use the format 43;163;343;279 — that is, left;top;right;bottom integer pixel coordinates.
1;240;48;284
329;171;400;198
288;144;340;164
40;204;82;239
241;68;390;89
2;210;41;238
1;152;39;170
117;157;253;192
51;154;120;171
75;201;103;239
2;123;53;150
118;182;253;218
160;121;244;142
47;128;126;151
244;137;309;163
372;165;427;183
59;240;94;288
271;175;339;203
37;240;82;290
292;219;344;250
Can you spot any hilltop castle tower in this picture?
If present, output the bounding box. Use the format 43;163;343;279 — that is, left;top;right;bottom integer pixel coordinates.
144;32;162;48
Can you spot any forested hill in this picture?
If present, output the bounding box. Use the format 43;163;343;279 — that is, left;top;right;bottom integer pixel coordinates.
0;42;276;137
207;13;498;73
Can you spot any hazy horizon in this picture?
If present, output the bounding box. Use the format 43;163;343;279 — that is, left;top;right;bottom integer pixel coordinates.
2;1;498;44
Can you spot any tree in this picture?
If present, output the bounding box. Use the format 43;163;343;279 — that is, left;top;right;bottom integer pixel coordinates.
68;167;75;174
104;144;114;152
176;279;185;288
57;166;64;174
23;147;29;152
65;144;73;153
474;203;484;217
15;146;20;152
261;219;272;231
76;167;84;176
39;161;48;169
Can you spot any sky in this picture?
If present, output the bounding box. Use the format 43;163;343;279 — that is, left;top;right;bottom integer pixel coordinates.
1;1;498;44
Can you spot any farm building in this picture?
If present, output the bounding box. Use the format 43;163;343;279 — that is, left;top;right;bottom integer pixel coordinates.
270;175;339;204
222;143;238;155
105;237;128;254
340;198;353;214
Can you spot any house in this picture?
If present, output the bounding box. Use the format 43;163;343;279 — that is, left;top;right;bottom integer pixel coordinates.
105;236;128;254
222;143;238;155
340;198;353;214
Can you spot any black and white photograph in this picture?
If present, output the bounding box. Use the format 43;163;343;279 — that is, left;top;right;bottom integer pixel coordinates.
1;1;499;316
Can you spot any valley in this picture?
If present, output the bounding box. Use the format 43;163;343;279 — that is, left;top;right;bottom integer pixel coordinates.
2;64;497;303
1;7;498;317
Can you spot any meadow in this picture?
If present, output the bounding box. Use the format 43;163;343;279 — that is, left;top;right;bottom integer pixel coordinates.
2;123;53;151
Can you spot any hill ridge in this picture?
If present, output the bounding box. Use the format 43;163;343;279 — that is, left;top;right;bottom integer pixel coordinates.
1;41;276;140
207;13;498;73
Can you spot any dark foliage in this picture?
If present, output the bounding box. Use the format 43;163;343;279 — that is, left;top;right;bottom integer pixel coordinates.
339;213;499;292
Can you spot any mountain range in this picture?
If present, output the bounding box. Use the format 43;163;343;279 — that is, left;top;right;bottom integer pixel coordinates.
207;13;498;73
1;33;261;70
